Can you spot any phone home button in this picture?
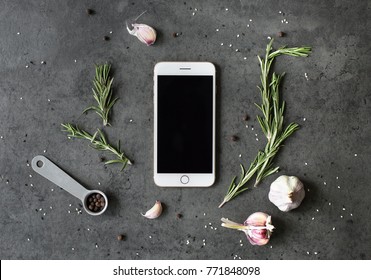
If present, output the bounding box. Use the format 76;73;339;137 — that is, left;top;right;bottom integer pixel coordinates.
180;175;189;184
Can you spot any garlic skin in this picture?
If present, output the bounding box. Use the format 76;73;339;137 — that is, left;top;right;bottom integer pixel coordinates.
141;200;162;219
126;23;156;46
268;175;305;212
221;212;274;246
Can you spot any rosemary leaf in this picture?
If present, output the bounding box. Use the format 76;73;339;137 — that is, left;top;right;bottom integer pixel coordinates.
83;63;118;126
219;39;311;208
61;123;132;171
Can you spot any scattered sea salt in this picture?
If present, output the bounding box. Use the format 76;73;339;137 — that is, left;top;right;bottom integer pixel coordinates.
350;213;353;216
25;65;29;68
225;8;229;11
30;184;33;187
329;202;332;206
244;57;247;60
247;24;250;28
239;154;242;158
267;36;272;40
220;43;224;46
95;244;99;248
149;235;152;239
314;252;318;255
237;34;240;38
249;19;252;22
324;182;327;185
43;150;47;153
229;44;232;47
129;119;133;123
354;154;357;157
337;186;341;189
17;32;21;35
72;247;75;251
29;174;32;178
311;217;315;220
192;12;195;16
343;207;346;211
235;49;239;52
333;227;336;231
27;238;30;241
186;240;190;245
303;118;306;121
304;162;308;165
307;251;310;255
340;215;343;219
203;213;206;216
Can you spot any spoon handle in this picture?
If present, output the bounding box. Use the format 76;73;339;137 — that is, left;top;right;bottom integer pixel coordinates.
31;155;89;201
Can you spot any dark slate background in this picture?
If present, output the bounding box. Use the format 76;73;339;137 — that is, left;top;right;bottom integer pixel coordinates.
0;0;370;259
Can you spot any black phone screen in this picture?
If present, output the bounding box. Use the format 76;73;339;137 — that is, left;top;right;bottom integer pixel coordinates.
157;75;213;173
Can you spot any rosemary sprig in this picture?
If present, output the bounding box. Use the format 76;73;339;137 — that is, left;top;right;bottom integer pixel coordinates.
83;63;118;126
61;123;132;171
219;39;311;208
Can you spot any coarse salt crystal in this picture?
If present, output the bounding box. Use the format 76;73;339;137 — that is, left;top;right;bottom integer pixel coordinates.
354;154;357;157
329;202;332;205
203;213;206;216
340;215;343;218
343;207;346;211
324;182;327;185
192;12;195;16
333;227;336;230
29;174;32;178
229;44;232;47
27;238;30;241
311;217;315;220
239;154;242;158
30;184;33;187
303;118;306;121
216;28;219;32
249;19;252;22
307;251;310;255
220;43;224;46
237;34;240;37
247;24;250;28
314;252;318;255
235;49;239;52
305;162;308;165
225;8;229;11
244;57;247;60
17;32;21;35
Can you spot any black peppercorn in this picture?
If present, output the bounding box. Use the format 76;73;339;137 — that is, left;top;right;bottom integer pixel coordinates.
86;9;95;15
230;135;239;142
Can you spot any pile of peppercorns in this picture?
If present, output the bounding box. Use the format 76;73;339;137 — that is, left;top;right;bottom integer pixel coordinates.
86;193;106;212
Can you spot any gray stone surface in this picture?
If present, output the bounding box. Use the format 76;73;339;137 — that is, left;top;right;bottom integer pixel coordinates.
0;0;370;260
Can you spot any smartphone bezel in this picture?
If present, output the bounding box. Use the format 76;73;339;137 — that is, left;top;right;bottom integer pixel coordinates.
154;62;216;187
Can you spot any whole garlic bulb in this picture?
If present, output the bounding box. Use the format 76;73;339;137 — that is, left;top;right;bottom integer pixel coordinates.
268;175;305;212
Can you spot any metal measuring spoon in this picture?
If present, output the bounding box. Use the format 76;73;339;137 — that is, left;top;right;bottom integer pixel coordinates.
31;155;108;216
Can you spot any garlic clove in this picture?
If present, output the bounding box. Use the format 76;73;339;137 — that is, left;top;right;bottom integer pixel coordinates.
141;200;162;219
126;23;156;46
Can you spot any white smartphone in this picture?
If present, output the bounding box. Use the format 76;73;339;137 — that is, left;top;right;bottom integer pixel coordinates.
154;62;216;187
